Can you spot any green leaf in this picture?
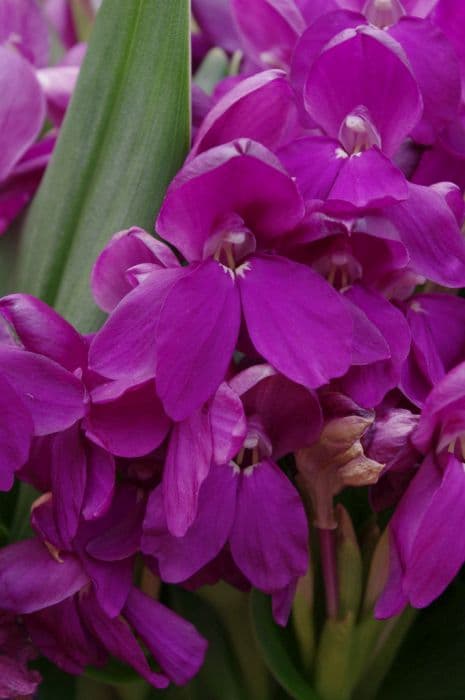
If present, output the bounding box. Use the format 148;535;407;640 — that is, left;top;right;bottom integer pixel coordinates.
251;590;320;700
167;586;247;700
85;659;140;685
376;580;465;700
17;0;190;332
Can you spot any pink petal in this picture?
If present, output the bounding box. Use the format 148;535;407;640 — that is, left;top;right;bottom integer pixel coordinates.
156;259;241;420
0;0;49;67
231;0;305;69
87;380;170;458
0;539;88;614
0;45;45;181
124;588;208;686
142;464;238;582
304;26;422;156
91;227;179;313
163;406;213;537
239;255;353;389
89;266;185;383
230;459;309;591
156;139;305;261
0;293;87;371
0;347;85;435
191;70;299;158
0;375;33;491
209;382;247;465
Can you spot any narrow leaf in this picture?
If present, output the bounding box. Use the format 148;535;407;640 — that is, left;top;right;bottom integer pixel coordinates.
17;0;190;332
251;590;320;700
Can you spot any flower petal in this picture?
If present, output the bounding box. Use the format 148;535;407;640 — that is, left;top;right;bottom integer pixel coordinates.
156;259;241;420
124;588;208;686
385;183;465;287
163;406;213;537
239;255;353;389
0;539;88;614
0;346;85;435
0;46;45;181
87;380;170;458
142;464;238;582
304;26;422;155
230;459;309;591
0;375;33;491
91;227;179;313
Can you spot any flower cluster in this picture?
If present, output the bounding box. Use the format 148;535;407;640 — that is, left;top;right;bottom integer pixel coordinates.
0;0;88;235
2;0;465;694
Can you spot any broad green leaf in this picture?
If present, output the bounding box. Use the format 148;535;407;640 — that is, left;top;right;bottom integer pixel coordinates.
17;0;190;332
251;590;320;700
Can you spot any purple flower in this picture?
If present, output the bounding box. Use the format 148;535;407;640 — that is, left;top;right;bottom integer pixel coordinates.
0;490;207;689
142;365;320;622
0;293;169;544
376;451;465;617
0;297;86;492
0;0;84;234
90;139;353;421
377;361;465;616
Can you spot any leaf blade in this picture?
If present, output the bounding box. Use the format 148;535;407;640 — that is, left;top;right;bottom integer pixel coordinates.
17;0;190;332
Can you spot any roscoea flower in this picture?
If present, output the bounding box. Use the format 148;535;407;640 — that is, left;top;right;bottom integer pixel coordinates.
377;363;465;616
0;293;169;544
190;69;302;159
0;490;207;689
376;450;465;617
0;299;85;492
0;0;85;234
90;139;354;421
282;25;423;211
142;365;321;622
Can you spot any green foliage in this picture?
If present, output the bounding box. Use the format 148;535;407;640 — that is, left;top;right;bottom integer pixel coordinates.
16;0;190;332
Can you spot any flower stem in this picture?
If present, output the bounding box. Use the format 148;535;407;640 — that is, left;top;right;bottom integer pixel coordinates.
319;527;339;619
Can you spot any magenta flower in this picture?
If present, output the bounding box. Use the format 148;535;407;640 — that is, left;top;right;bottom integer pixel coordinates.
0;293;169;545
0;0;84;234
0;298;85;492
0;490;207;689
377;361;465;616
90;139;353;421
142;364;321;622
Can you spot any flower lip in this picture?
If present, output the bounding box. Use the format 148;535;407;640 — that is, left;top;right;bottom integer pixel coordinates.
363;0;406;28
339;107;382;155
235;416;273;469
203;214;256;270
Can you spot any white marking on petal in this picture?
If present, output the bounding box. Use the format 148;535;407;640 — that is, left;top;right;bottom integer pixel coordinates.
236;261;252;278
335;147;349;160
